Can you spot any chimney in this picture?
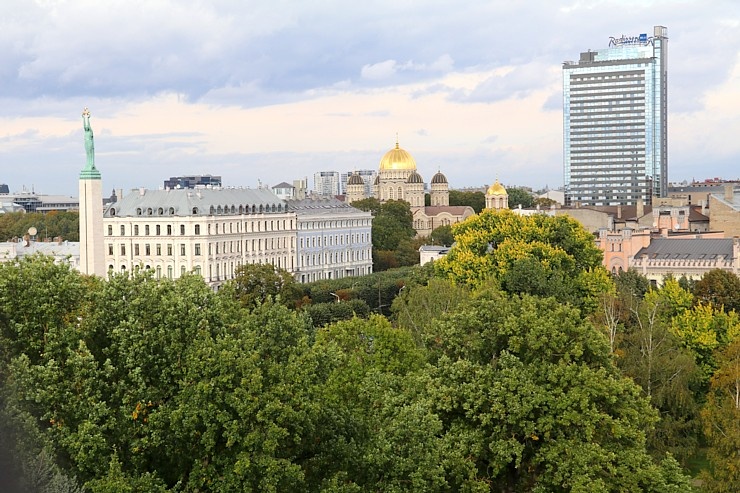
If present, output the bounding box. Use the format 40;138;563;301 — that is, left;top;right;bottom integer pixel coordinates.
617;204;622;218
725;184;734;202
116;188;124;200
636;198;644;218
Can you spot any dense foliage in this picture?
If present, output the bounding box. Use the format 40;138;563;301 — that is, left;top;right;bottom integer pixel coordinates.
2;206;738;491
351;198;419;271
0;210;80;242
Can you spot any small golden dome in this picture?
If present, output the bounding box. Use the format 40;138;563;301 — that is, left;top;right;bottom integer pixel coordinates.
487;179;507;196
379;139;417;171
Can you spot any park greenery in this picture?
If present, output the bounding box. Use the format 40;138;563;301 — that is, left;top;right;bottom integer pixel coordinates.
1;208;739;492
0;211;80;242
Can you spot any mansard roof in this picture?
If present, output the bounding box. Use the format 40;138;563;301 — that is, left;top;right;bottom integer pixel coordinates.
634;238;734;260
104;187;286;217
286;197;370;217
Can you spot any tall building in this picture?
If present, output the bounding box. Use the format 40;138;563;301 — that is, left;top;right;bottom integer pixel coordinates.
563;26;668;206
340;169;377;196
313;171;340;197
79;108;105;277
163;175;222;189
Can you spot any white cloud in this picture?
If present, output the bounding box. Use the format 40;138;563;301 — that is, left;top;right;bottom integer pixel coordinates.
361;60;398;80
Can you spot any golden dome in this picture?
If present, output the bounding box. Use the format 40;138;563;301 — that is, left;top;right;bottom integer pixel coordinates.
379;139;417;171
487;179;507;196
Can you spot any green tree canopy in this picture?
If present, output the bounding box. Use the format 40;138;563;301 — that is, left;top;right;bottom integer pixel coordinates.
230;263;298;308
424;290;690;491
693;269;740;313
437;209;608;311
506;186;535;208
448;190;485;213
428;224;454;246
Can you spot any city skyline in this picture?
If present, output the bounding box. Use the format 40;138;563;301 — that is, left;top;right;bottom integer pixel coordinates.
1;1;738;197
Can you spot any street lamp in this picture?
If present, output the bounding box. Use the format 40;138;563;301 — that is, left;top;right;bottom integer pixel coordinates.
330;292;340;303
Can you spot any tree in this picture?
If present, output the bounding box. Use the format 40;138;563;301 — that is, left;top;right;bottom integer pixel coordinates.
230;263;298;308
700;337;740;492
349;197;381;216
309;316;446;491
693;269;740;313
429;224;454;246
425;290;691;491
448;190;485;213
533;197;558;209
617;284;702;464
391;278;471;347
437;209;608;311
506;187;535;208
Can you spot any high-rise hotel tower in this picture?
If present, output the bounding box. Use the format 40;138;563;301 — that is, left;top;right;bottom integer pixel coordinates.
563;26;668;206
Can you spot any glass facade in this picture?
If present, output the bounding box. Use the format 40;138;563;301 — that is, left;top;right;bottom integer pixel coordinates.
563;26;667;206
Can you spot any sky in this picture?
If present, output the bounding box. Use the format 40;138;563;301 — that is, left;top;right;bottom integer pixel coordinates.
1;0;738;197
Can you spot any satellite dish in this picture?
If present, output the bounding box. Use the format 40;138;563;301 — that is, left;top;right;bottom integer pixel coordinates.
28;227;37;236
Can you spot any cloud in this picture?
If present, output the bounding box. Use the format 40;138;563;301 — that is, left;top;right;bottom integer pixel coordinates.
453;62;558;103
361;60;398;80
361;55;455;81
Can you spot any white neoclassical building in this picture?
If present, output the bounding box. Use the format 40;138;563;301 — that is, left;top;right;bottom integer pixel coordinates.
289;197;373;283
103;187;297;288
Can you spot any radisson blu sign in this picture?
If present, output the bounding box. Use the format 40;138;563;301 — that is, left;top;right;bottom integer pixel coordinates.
608;33;653;47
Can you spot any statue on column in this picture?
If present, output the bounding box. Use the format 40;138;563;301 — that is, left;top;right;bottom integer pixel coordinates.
82;107;96;170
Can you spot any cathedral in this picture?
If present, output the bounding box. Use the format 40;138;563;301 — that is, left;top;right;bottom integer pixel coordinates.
346;139;509;237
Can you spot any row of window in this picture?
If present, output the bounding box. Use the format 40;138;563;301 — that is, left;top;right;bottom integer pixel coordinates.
299;232;370;248
300;249;370;266
108;224;198;236
300;218;370;229
107;218;298;237
109;243;203;257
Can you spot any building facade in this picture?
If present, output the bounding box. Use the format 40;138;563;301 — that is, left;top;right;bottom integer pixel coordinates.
345;139;475;237
340;169;377;196
163;175;222;189
289;198;373;283
313;171;341;197
103;188;297;289
563;26;668;206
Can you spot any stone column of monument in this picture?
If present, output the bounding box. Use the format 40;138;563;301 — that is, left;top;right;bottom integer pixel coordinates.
78;108;105;276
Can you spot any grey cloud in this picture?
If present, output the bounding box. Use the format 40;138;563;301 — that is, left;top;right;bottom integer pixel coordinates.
453;63;557;103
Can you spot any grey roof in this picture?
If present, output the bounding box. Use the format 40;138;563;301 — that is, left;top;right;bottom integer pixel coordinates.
710;190;740;211
272;182;294;189
634;238;734;260
105;187;286;218
287;197;369;216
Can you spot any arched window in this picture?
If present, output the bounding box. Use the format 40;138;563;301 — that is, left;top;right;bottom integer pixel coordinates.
192;207;198;214
158;207;164;215
110;208;116;216
147;208;153;215
217;206;223;214
195;225;200;235
210;206;215;214
169;207;175;215
136;208;142;216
